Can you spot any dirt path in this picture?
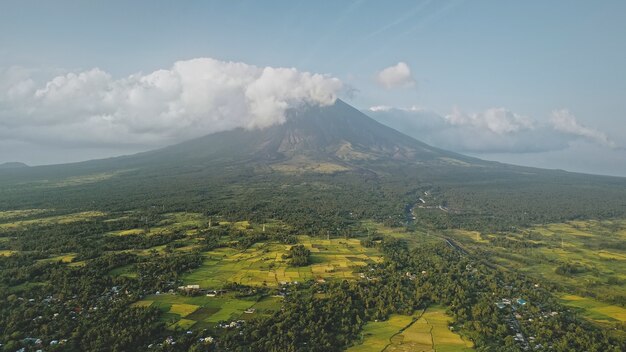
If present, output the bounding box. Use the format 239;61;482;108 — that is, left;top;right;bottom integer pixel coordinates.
381;307;428;352
425;317;435;351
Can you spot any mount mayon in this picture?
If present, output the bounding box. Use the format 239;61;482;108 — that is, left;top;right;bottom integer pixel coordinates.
132;99;491;173
2;98;626;229
0;99;616;180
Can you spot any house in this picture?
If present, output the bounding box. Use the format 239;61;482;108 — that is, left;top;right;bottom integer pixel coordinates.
199;337;214;344
178;284;200;291
244;308;256;314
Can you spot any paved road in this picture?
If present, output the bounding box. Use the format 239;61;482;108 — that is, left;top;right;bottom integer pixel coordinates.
444;238;468;255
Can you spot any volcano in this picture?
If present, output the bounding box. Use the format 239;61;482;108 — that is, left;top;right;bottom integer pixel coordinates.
1;99;626;229
126;99;488;174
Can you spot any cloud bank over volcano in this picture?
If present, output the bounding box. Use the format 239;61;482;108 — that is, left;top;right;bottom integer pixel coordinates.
0;58;343;149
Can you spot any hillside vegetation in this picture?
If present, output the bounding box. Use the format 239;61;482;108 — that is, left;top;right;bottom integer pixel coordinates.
1;101;626;351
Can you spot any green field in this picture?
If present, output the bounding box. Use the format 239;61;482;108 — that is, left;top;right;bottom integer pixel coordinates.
0;250;17;257
0;211;106;230
104;212;261;237
561;294;626;323
153;212;209;235
348;306;473;352
182;235;382;288
361;220;441;249
107;212;209;237
133;293;282;330
37;253;77;264
108;228;146;236
123;221;383;331
69;214;382;287
395;307;473;352
348;315;417;352
447;219;626;326
108;264;138;278
0;209;50;221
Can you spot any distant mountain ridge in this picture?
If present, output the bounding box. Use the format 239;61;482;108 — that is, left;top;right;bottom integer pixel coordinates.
0;162;29;170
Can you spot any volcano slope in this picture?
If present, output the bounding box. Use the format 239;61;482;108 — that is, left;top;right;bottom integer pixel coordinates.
1;99;625;233
2;100;626;351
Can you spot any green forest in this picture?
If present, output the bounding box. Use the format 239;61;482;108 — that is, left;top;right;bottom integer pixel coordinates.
1;202;625;351
2;127;626;351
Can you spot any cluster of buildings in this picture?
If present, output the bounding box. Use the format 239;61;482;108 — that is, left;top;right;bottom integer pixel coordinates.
495;295;563;350
217;320;245;329
15;337;68;351
495;297;527;310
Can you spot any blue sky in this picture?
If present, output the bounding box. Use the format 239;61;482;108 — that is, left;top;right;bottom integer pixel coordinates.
1;1;625;175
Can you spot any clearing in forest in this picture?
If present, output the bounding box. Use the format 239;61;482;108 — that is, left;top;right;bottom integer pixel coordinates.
133;293;282;330
560;294;626;323
0;209;50;221
348;306;473;352
0;211;106;230
182;235;383;288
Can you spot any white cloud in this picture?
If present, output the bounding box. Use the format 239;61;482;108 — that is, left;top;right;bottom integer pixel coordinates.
444;107;534;135
369;105;423;112
550;109;616;148
367;106;593;154
368;105;393;112
0;58;343;149
366;105;625;176
375;62;415;89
